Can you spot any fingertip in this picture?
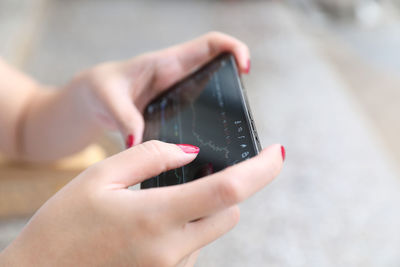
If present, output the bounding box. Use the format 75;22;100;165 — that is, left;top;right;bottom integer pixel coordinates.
238;42;250;74
213;32;249;74
245;59;251;74
234;46;250;74
174;143;200;164
260;143;285;163
123;121;144;148
124;129;142;148
132;123;144;146
125;134;134;149
176;144;200;154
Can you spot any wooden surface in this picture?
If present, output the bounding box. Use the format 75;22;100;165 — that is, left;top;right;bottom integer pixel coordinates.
0;144;106;218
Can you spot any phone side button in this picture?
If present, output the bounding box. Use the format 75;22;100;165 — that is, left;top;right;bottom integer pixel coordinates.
250;119;256;131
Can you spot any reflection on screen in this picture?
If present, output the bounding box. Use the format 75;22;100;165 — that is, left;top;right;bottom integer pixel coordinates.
142;54;258;188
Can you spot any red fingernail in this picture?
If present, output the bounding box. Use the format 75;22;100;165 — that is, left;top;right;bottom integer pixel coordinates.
177;144;200;154
281;145;286;162
126;134;134;148
245;59;251;74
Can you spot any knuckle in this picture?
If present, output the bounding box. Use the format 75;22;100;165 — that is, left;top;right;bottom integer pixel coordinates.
140;140;165;157
85;161;108;179
217;178;242;207
134;215;159;235
87;64;115;85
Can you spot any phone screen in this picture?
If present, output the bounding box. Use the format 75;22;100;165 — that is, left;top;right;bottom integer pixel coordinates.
141;53;260;188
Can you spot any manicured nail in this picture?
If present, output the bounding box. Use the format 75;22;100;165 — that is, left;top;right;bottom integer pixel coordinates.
177;144;200;154
126;134;134;148
281;145;286;162
245;59;251;74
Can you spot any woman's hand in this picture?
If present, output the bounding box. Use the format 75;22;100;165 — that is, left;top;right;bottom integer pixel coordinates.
65;31;250;148
0;141;283;267
0;32;249;162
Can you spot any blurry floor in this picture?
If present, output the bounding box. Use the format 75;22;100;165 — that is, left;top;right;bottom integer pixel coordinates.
1;0;400;266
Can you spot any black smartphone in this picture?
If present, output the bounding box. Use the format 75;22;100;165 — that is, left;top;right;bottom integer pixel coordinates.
141;53;261;189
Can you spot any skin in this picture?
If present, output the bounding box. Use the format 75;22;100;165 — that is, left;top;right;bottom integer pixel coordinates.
0;141;283;266
0;32;251;162
0;32;284;266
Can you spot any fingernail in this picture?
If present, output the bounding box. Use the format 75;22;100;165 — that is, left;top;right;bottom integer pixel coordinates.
245;59;251;74
126;134;134;148
177;144;200;154
281;145;286;162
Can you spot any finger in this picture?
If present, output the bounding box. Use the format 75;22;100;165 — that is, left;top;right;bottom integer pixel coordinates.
183;206;240;256
171;144;283;222
153;32;250;91
171;31;250;73
91;140;199;187
103;89;145;148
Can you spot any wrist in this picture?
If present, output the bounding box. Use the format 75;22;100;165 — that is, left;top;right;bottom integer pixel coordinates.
63;74;103;131
19;82;102;161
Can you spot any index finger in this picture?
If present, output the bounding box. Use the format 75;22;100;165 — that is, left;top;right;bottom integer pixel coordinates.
170;144;284;222
177;31;250;73
161;32;250;78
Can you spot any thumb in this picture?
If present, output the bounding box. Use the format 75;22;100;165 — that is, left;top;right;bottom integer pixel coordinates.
94;140;199;187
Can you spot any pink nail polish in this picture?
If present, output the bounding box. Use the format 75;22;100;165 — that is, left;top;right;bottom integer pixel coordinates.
177;144;200;154
126;134;134;148
245;59;251;74
281;145;286;162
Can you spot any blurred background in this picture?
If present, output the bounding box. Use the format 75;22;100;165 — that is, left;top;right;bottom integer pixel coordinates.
1;0;400;266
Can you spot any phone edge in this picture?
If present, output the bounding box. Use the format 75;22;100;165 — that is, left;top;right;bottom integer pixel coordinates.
228;54;263;154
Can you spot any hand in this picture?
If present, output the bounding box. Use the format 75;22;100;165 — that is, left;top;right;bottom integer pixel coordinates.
0;141;283;266
66;31;250;147
1;32;249;161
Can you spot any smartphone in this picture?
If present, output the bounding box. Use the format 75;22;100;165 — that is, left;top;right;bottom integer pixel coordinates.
141;53;261;189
